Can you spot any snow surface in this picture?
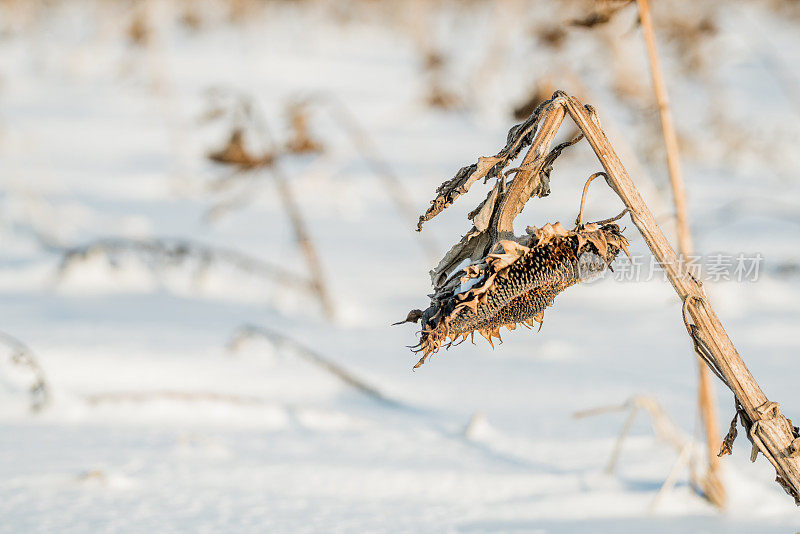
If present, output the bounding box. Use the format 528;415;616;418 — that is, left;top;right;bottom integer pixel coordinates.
1;1;800;532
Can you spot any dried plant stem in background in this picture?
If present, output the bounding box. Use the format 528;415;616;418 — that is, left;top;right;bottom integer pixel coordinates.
574;395;696;511
696;357;723;501
284;102;324;155
208;90;438;264
316;95;440;261
637;0;723;506
132;0;191;188
203;94;335;319
271;165;335;320
637;0;692;254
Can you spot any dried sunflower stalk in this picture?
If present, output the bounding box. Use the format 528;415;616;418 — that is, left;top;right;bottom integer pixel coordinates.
403;222;628;368
396;90;800;504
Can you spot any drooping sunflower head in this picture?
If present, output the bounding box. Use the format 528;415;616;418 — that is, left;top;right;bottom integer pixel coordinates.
401;222;628;368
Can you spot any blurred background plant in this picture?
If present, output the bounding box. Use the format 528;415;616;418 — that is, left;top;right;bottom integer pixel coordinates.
1;0;800;531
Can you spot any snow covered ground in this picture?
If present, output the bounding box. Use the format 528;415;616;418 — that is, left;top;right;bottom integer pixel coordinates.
1;1;800;531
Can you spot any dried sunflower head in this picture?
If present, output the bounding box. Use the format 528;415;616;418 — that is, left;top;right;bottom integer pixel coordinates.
400;221;629;368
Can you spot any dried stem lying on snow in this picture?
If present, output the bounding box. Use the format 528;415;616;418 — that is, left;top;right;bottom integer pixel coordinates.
57;237;315;297
401;90;800;504
0;331;49;412
228;324;398;407
303;92;440;261
84;390;268;407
